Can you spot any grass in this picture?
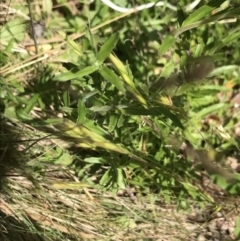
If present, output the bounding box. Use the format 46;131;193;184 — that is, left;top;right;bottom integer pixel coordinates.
1;0;240;240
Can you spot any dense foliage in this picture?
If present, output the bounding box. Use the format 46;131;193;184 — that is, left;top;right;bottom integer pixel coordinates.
1;0;240;239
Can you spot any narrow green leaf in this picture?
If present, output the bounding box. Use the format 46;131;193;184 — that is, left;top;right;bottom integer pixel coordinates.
211;26;240;53
39;118;63;125
54;72;76;82
193;44;204;58
190;85;228;97
97;33;119;64
223;30;240;44
75;66;99;78
86;27;97;56
108;114;118;132
89;105;113;112
160;59;175;79
25;94;39;113
63;91;70;107
117;168;126;189
197;103;226;118
182;0;226;26
99;66;125;93
77;99;86;124
84;157;106;164
16;108;33;121
175;4;240;37
211;65;240;76
117;114;124;128
55;66;99;81
192;89;220;96
6;39;14;53
181;182;199;199
100;169;111;186
159;36;176;55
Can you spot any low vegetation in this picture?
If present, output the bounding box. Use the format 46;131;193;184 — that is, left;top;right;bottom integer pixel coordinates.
0;0;240;240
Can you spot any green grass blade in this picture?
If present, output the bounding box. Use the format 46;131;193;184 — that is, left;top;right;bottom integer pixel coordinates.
55;66;99;81
99;65;126;93
182;0;226;26
77;99;86;124
159;36;176;55
97;33;119;64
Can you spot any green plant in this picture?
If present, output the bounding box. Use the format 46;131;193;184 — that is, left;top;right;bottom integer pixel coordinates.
1;0;240;240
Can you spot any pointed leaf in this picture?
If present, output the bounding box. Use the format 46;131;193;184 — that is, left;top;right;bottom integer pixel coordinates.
97;33;119;64
159;36;176;55
55;66;99;81
99;169;111;186
99;65;126;93
108;114;118;132
117;168;126;189
182;0;226;26
77;99;86;124
25;94;39;113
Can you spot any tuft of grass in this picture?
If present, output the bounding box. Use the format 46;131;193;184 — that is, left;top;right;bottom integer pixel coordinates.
1;0;240;240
